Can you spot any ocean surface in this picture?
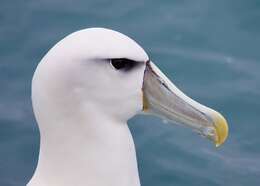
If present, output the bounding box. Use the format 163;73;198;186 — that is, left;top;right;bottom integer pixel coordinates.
1;0;260;185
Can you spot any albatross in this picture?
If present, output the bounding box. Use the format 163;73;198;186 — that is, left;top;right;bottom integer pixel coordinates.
28;28;228;186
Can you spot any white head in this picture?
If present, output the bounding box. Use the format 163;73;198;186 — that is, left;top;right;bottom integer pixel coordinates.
32;28;149;124
30;28;228;186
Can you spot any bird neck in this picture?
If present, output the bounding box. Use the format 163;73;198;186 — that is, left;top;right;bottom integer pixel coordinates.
28;107;141;186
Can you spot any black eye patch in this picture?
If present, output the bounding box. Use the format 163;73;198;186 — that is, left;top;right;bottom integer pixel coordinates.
110;58;139;71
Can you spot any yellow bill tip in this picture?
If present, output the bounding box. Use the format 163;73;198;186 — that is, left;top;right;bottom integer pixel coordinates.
212;111;229;147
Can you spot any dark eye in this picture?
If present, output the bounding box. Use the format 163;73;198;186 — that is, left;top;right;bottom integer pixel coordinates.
110;58;137;71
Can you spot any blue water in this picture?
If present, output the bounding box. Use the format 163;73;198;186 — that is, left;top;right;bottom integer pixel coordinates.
1;0;260;185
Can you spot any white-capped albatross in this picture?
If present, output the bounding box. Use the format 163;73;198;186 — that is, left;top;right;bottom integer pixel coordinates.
28;28;228;186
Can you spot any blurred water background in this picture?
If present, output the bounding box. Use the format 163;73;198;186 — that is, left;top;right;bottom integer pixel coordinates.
1;0;260;185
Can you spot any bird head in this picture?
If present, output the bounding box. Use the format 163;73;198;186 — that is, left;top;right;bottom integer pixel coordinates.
32;28;228;146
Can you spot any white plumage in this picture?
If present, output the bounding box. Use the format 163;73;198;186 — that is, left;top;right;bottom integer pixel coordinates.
29;28;228;186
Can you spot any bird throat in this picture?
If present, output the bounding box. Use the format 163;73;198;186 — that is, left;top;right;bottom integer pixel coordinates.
28;106;141;186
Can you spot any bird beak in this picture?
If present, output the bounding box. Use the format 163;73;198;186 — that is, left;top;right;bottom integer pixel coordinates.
142;61;228;147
